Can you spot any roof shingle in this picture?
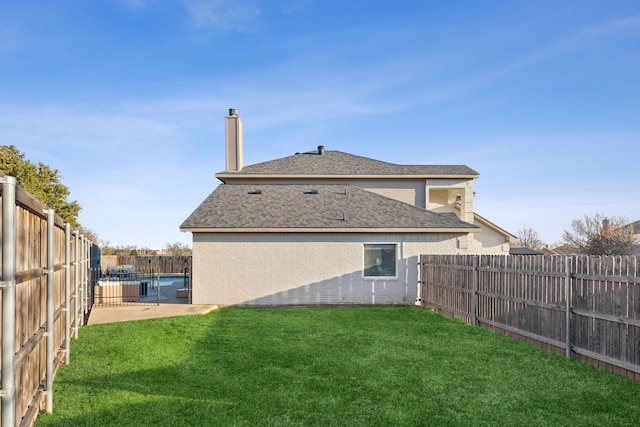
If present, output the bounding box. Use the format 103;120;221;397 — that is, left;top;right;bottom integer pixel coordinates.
181;184;479;231
216;149;478;179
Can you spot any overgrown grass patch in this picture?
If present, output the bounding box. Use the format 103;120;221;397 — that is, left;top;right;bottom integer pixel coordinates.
36;307;640;426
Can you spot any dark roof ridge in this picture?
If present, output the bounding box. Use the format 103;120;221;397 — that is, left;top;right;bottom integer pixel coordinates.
216;149;479;178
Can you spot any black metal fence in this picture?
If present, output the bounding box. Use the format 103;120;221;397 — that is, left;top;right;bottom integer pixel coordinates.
93;272;161;306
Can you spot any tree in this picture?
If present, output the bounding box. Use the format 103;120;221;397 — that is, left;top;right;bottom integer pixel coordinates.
77;225;100;244
0;145;81;226
165;242;192;256
516;227;546;251
562;213;637;255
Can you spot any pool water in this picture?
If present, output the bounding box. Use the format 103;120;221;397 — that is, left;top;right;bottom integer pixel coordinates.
152;274;189;287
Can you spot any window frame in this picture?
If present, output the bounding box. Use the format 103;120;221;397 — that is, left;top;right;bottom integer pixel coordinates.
363;243;398;279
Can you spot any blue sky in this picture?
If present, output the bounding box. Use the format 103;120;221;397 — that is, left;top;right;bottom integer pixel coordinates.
1;0;639;249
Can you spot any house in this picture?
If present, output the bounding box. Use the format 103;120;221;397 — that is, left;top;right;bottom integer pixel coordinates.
509;244;543;255
541;243;578;256
180;109;514;306
629;220;640;245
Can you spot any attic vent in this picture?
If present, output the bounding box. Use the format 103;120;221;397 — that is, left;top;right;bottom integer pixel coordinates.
249;190;262;195
318;145;325;155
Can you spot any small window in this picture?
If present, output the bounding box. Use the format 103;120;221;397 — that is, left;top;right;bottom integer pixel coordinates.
363;244;396;277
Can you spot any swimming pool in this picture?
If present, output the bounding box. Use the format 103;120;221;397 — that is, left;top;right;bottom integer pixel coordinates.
153;274;189;287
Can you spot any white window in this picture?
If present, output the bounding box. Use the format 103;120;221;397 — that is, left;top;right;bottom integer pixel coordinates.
363;244;396;277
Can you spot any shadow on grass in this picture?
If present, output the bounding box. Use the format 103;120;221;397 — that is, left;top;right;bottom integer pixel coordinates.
36;307;640;427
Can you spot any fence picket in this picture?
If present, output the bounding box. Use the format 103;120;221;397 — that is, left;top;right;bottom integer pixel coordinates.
420;254;640;381
1;174;99;426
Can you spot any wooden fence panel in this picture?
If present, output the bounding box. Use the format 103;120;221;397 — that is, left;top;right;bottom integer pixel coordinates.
1;174;99;426
421;255;475;323
115;255;192;275
571;256;640;372
420;254;640;381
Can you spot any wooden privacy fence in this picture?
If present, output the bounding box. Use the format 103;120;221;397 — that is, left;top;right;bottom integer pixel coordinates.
102;255;191;275
420;254;640;381
0;175;99;427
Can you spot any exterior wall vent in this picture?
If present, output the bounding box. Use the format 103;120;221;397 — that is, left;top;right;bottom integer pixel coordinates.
249;190;262;195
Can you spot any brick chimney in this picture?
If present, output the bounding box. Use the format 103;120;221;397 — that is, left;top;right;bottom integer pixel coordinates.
225;108;243;172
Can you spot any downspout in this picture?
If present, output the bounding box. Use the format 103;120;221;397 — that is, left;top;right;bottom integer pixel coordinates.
414;238;422;306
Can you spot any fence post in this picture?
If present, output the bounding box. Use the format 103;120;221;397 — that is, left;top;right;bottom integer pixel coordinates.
74;231;80;337
472;255;478;327
45;209;55;413
84;238;91;316
79;235;85;326
565;256;572;359
1;176;17;427
65;223;71;365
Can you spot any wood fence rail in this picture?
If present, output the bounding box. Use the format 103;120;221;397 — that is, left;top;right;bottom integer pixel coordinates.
102;255;191;275
0;174;99;427
420;254;640;381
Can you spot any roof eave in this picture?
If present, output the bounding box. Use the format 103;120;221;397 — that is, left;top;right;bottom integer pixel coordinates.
215;173;480;182
180;227;480;233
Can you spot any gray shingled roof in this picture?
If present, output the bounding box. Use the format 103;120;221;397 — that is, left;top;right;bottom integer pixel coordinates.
216;149;478;179
181;184;479;231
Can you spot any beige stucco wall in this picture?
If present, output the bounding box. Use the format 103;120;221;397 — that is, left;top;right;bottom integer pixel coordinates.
354;180;425;208
191;231;505;306
425;179;474;223
469;227;510;253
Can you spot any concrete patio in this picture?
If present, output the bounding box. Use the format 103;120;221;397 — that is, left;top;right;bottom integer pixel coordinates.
87;278;217;325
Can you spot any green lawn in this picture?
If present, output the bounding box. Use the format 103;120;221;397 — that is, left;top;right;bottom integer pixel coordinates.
36;307;640;426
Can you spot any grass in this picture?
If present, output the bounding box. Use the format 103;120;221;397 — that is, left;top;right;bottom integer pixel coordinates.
35;307;640;426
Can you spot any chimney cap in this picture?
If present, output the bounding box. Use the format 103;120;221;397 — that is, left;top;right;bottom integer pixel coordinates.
228;108;238;116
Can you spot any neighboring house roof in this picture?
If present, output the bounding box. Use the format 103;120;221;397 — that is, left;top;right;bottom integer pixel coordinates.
509;245;543;255
628;220;640;234
216;149;479;181
181;184;481;233
546;244;579;255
